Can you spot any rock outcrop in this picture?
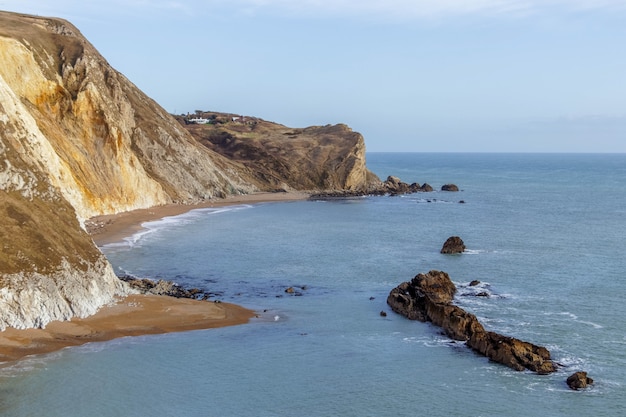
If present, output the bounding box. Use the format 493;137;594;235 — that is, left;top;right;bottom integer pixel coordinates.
441;184;459;191
566;371;594;390
119;276;209;299
441;236;466;254
381;176;421;195
0;11;381;330
387;270;556;374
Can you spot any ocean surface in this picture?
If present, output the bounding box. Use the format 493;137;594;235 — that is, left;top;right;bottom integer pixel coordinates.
2;153;625;416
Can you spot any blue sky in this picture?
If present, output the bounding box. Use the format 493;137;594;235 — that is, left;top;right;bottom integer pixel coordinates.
2;1;626;152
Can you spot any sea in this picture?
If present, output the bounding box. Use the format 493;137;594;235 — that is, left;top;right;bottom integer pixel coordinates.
1;153;625;417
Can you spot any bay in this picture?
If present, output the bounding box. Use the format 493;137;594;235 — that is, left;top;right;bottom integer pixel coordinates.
1;153;625;416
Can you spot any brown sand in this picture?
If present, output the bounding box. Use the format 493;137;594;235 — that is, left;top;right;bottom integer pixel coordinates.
0;192;308;363
0;294;256;363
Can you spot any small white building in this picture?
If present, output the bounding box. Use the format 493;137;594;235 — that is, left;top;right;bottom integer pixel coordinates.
189;118;211;124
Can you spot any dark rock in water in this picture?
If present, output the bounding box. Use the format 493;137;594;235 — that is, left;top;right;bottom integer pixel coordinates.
420;183;433;192
380;311;387;317
387;270;556;374
285;287;295;294
386;270;456;322
475;291;490;297
441;184;459;191
469;280;481;286
119;275;208;299
441;236;466;254
459;200;466;204
567;372;594;390
383;176;424;195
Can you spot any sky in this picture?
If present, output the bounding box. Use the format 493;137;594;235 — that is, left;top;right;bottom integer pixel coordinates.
2;1;626;152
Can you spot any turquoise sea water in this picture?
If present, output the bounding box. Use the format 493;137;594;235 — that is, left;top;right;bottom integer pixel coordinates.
1;153;625;416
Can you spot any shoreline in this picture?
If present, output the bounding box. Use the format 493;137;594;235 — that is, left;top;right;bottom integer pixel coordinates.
88;191;310;246
0;192;308;364
0;294;256;363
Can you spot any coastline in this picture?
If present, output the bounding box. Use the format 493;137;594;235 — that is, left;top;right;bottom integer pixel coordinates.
0;192;308;364
0;294;255;363
88;191;310;246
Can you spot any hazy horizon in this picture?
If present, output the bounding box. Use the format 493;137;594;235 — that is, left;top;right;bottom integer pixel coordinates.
2;1;625;153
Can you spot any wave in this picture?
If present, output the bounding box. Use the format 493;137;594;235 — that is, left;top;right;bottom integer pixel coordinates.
543;312;604;329
103;204;253;249
0;350;65;377
463;249;487;255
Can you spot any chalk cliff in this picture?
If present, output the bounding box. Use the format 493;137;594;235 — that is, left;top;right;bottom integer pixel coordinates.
0;11;377;330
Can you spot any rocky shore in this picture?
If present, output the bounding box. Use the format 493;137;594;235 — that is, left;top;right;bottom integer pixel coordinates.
310;176;459;199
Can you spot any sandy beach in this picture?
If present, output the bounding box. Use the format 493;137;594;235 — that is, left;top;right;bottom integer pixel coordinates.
0;295;255;363
0;192;308;363
88;191;310;246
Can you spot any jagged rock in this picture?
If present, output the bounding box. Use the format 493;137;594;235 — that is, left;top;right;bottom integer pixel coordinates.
383;176;411;194
441;184;459;191
469;280;481;286
441;236;466;254
567;372;594;390
119;276;206;299
387;270;556;374
420;183;433;192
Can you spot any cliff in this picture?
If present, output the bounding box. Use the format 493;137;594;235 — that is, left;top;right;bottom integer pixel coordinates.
0;11;378;330
182;113;380;192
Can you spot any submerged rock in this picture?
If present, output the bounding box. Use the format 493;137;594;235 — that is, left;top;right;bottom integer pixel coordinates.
387;270;556;374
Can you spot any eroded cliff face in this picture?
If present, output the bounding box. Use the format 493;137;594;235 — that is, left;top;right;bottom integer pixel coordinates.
0;12;256;222
0;79;128;329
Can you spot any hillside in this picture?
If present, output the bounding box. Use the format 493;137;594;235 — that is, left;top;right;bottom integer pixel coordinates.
180;112;380;192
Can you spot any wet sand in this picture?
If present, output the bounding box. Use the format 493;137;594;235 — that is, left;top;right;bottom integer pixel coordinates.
88;191;310;246
0;192;308;363
0;294;255;363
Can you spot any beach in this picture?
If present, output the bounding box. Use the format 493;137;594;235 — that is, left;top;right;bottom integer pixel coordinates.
0;192;308;363
87;191;310;246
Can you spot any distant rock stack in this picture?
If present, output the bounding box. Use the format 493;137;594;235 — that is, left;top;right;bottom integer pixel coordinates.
441;184;459;191
441;236;466;254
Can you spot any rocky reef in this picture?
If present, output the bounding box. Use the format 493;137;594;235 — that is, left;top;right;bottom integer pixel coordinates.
387;270;556;374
